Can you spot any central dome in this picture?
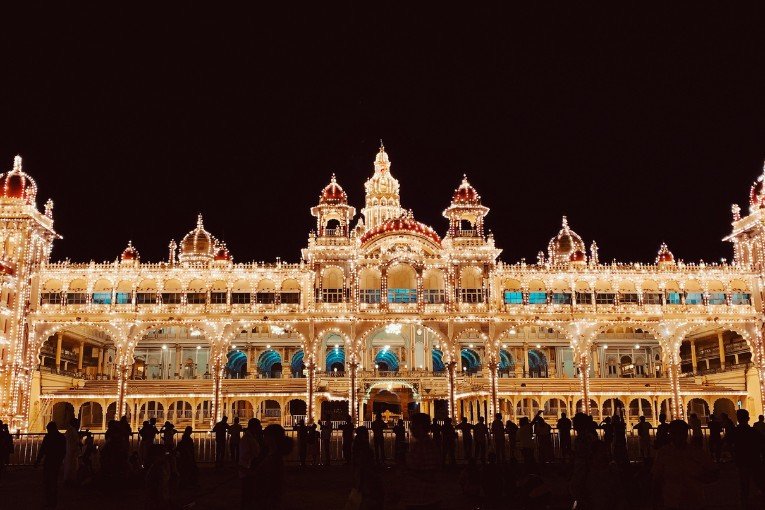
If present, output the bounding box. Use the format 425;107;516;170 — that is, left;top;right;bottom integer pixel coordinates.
179;214;217;263
451;175;481;205
547;216;585;265
360;210;441;246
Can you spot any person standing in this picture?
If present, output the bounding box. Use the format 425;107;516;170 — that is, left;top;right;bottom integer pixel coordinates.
294;419;308;467
159;421;177;451
306;420;319;466
176;426;198;488
253;425;293;510
534;415;554;464
228;417;242;463
63;418;81;486
320;418;333;466
557;413;572;458
491;413;506;463
505;419;518;461
599;416;614;457
611;415;628;465
239;418;263;510
0;421;12;480
393;419;407;465
35;422;66;510
518;417;534;470
212;415;229;468
688;413;703;449
633;416;653;459
371;412;387;464
441;419;457;467
473;416;488;463
341;415;355;465
753;415;765;437
708;414;723;461
455;417;474;461
731;409;765;509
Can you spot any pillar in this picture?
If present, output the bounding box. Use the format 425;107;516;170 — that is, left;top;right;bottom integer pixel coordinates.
667;361;684;420
116;364;129;418
211;362;223;427
97;347;104;375
447;360;457;421
690;339;698;375
77;340;85;371
349;360;358;425
592;344;600;377
306;360;316;423
175;344;182;377
717;332;726;369
488;360;498;417
55;332;63;372
578;353;590;415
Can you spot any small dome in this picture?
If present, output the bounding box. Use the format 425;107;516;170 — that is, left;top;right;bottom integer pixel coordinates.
121;241;139;261
179;214;217;263
319;174;348;204
0;156;38;205
452;175;481;205
657;242;674;264
569;250;586;262
214;243;232;261
360;210;441;246
547;216;585;265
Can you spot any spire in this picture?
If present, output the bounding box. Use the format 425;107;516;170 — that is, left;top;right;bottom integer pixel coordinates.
561;216;569;229
196;213;204;229
12;155;22;172
374;142;391;173
330;173;337;183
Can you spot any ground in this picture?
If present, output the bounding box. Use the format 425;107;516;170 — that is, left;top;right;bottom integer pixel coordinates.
0;461;756;509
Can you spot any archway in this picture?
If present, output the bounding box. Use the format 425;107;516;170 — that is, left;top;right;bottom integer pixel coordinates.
602;398;625;419
576;399;599;417
51;402;75;429
226;350;247;379
326;346;345;375
713;398;737;423
515;397;540;418
290;350;305;377
374;348;399;373
499;349;514;377
687;398;711;424
543;398;567;418
168;401;193;423
79;402;103;429
628;398;653;424
259;400;281;424
363;381;420;421
257;350;283;378
432;349;445;373
287;399;308;426
460;348;481;375
528;349;548;377
139;401;164;422
230;400;254;421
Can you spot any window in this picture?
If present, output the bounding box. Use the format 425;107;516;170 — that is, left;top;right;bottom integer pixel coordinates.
644;293;662;305
708;292;726;305
666;292;681;305
360;289;381;304
40;292;61;305
731;293;751;305
162;292;182;304
551;293;571;305
255;292;275;304
187;292;206;304
575;292;592;305
620;293;639;304
280;292;300;304
423;289;446;304
210;292;228;304
503;291;523;305
231;292;251;304
528;291;547;305
321;288;344;303
136;292;156;304
66;292;87;305
595;293;615;305
115;292;132;304
388;288;417;303
459;288;485;303
91;292;112;305
685;292;703;305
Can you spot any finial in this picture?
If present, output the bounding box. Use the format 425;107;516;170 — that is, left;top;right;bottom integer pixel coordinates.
12;155;22;172
561;216;568;228
197;213;204;229
330;173;337;183
461;174;469;186
379;139;385;151
44;198;54;218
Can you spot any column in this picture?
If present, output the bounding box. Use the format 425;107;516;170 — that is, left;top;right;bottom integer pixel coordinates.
77;340;85;371
349;360;358;425
578;353;590;415
523;342;529;377
690;339;698;375
667;361;684;420
175;344;182;377
488;360;498;417
97;347;104;376
447;360;457;421
591;344;600;377
116;363;129;417
211;361;223;427
717;332;726;370
306;360;316;423
55;332;63;372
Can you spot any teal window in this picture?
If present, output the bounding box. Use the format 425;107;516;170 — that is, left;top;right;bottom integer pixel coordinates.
91;292;111;305
666;292;681;305
503;291;523;304
115;292;132;304
708;293;726;305
731;293;751;305
528;292;547;304
685;292;703;305
552;293;572;305
388;288;416;303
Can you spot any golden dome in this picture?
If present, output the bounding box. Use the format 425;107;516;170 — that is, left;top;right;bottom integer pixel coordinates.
548;216;585;265
179;214;217;263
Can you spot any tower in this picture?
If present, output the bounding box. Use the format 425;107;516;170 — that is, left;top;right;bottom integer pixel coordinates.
725;162;765;269
0;156;58;429
310;174;356;239
442;175;489;239
361;143;403;231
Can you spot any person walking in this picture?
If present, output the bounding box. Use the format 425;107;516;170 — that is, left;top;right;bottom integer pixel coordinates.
456;417;474;461
320;418;333;466
633;415;653;459
557;412;572;459
371;412;387;464
228;417;242;463
393;419;407;465
491;413;506;463
176;426;198;488
294;419;308;467
474;416;488;463
341;414;354;465
35;422;67;510
212;415;229;468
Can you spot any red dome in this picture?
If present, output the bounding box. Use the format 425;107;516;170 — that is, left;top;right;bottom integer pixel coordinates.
214;244;232;261
751;179;765;209
656;243;674;263
121;241;138;261
569;250;586;262
320;174;348;204
0;156;37;205
360;211;441;246
452;175;481;205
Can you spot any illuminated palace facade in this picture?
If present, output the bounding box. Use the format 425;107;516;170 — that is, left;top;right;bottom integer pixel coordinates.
1;146;765;433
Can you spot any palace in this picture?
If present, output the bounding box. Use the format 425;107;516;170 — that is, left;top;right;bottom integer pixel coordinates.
1;145;764;433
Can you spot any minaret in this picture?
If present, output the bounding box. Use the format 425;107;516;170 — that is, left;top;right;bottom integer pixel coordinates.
361;142;403;230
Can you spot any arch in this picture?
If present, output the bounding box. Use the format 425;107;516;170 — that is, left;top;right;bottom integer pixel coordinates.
42;279;63;292
326;346;346;374
432;348;445;372
459;266;483;288
257;349;283;377
460;348;481;373
226;350;248;378
68;278;87;291
374;348;399;371
576;399;599;416
230;400;254;421
499;349;514;372
257;279;276;291
92;279;112;292
628;398;653;422
527;349;548;377
78;401;103;429
358;268;382;290
51;402;75;429
321;267;344;289
137;279;158;291
388;263;416;289
259;399;282;422
288;399;307;417
164;278;182;291
515;397;540;418
543;398;568;417
423;269;445;290
602;398;625;418
687;398;711;424
167;400;193;422
290;350;305;376
139;401;165;421
712;398;737;422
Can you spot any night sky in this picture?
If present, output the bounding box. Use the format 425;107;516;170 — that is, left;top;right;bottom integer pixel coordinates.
2;4;765;264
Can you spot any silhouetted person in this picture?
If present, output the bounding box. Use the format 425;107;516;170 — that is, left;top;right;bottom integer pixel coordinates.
518;417;535;469
139;418;159;466
35;421;66;509
63;418;81;485
239;418;264;510
176;426;198;488
688;413;703;448
652;420;717;510
306;420;319;466
708;414;722;461
119;415;132;449
401;413;441;508
600;416;613;455
533;413;553;464
431;419;442;445
320;418;333;466
612;414;628;465
456;417;474;461
371;412;387;464
474;416;488;463
80;430;95;481
294;419;308;466
633;415;653;459
571;413;597;507
505;419;518;460
144;444;171;510
491;413;506;463
0;421;13;480
212;415;228;468
159;421;177;451
393;419;406;464
754;415;765;437
442;419;457;467
254;425;293;510
731;409;765;509
228;416;242;463
722;412;735;457
557;412;572;457
351;427;383;509
341;414;354;464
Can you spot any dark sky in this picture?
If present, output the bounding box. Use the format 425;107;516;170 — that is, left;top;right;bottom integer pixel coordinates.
2;3;765;264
